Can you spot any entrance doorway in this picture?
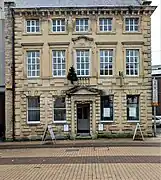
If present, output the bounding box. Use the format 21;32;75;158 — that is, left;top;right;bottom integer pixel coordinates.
77;104;90;134
0;92;5;141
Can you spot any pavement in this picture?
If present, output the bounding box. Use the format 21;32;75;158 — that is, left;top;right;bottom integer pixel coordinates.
0;136;161;149
0;146;160;180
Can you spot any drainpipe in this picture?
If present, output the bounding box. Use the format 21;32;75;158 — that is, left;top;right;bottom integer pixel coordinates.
11;8;15;141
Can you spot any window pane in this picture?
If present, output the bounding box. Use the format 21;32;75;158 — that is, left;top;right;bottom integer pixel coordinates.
101;96;113;121
27;27;30;32
125;18;139;32
127;95;139;121
52;19;65;32
100;49;113;75
54;97;65;108
126;49;139;76
76;50;89;76
54;109;66;121
28;110;40;121
52;50;66;76
28;97;40;122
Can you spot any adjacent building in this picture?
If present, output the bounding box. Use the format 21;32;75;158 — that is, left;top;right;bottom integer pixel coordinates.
5;0;156;140
0;0;5;140
152;65;161;116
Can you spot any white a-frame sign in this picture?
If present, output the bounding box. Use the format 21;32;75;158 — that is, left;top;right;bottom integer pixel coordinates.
133;123;144;141
41;125;56;144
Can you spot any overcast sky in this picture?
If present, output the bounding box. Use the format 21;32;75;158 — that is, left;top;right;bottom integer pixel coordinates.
151;0;161;65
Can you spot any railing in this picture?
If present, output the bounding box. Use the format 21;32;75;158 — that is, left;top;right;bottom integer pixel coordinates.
77;77;90;86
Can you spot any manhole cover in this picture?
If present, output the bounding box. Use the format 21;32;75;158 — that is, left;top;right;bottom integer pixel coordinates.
66;148;79;152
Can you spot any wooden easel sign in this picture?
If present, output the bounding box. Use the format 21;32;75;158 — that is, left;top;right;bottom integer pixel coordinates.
133;123;144;141
41;125;56;144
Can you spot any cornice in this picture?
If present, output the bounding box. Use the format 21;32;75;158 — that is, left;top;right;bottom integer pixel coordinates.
95;42;118;45
121;41;144;45
13;6;156;17
21;42;44;46
48;42;70;46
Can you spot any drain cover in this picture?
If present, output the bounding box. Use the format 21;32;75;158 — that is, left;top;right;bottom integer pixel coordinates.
66;148;79;152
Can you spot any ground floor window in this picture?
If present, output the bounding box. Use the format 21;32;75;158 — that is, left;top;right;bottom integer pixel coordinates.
101;95;114;121
53;97;66;123
127;95;139;121
27;97;40;123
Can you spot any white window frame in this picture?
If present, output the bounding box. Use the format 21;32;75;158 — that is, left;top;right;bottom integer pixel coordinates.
100;49;114;76
126;49;139;76
99;18;112;32
75;49;90;77
52;50;66;77
26;50;40;78
53;97;66;123
52;19;66;32
26;19;40;33
75;18;89;32
27;97;40;124
125;18;139;32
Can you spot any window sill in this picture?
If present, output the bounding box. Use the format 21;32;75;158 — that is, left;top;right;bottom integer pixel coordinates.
96;32;116;35
125;75;140;78
27;121;40;125
22;33;42;36
52;76;66;78
122;32;142;35
77;75;90;78
100;75;114;78
53;121;67;124
49;32;68;35
26;76;40;79
127;120;140;123
100;121;114;123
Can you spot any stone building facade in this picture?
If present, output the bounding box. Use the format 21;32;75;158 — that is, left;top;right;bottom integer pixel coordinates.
10;0;156;140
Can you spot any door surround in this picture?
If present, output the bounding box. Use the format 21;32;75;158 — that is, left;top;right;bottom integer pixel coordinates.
73;100;93;135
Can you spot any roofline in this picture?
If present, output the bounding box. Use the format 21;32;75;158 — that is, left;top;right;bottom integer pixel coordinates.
12;5;157;10
13;5;157;9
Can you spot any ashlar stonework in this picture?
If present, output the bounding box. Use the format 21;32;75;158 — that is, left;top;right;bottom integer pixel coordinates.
12;5;156;140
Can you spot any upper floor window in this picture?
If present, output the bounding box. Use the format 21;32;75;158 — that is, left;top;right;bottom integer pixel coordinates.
52;19;65;32
101;96;114;122
53;97;66;123
100;49;113;76
76;19;89;32
126;49;139;76
27;96;40;123
27;51;40;78
52;50;66;77
127;95;139;121
26;20;40;33
76;50;90;76
99;18;112;32
125;18;139;32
